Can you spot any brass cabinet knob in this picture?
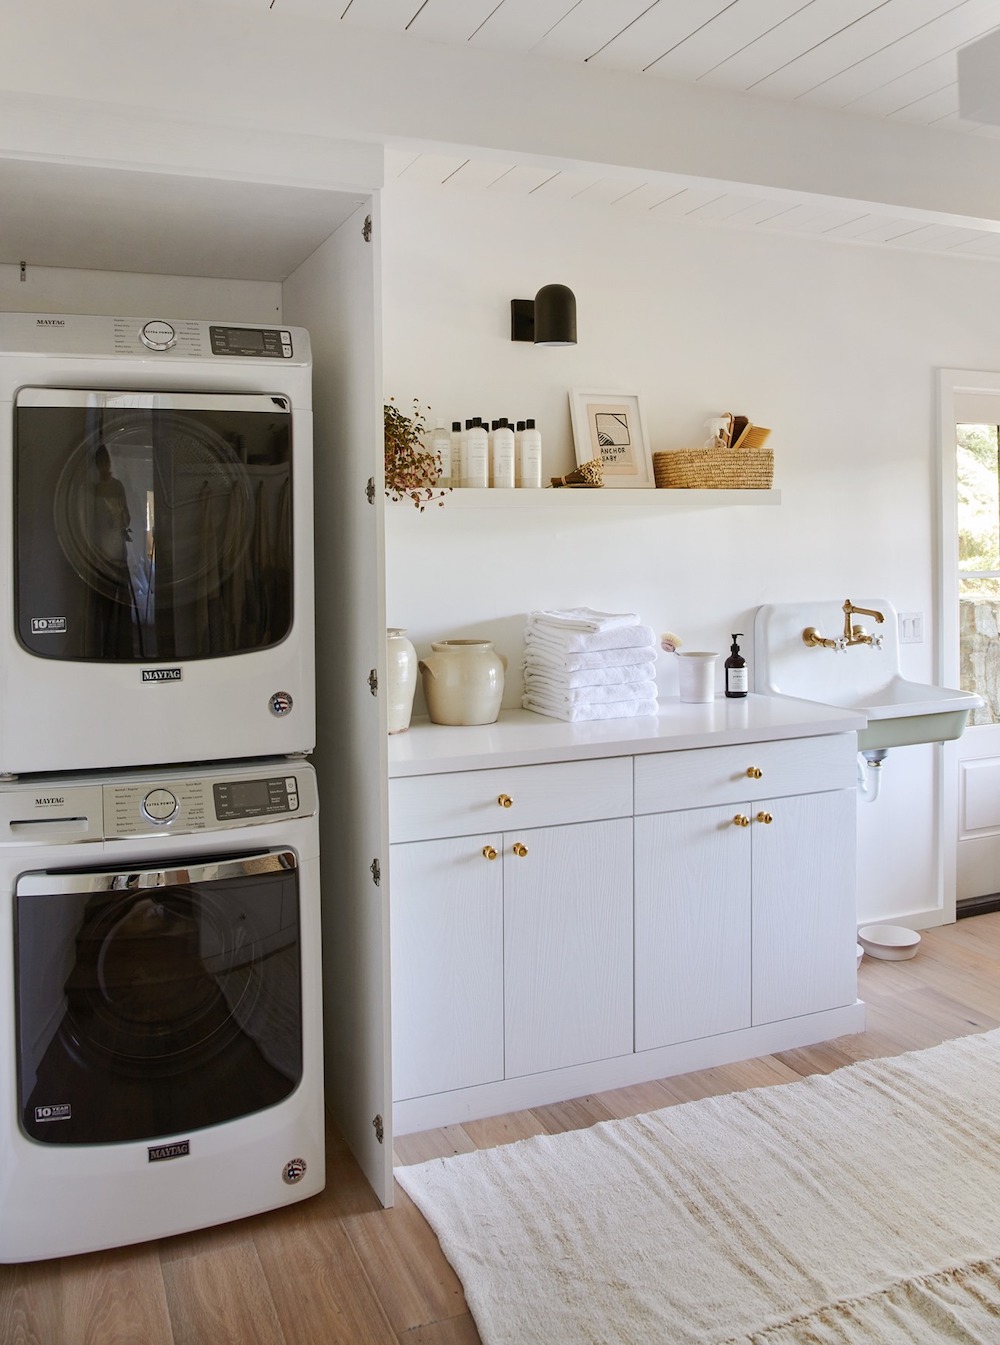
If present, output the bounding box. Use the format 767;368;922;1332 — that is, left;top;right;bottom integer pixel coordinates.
756;811;773;825
482;845;498;861
733;814;750;828
498;794;513;808
746;766;763;779
512;842;528;858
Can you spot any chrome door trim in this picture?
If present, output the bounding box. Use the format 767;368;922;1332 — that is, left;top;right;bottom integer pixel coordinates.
15;388;290;414
16;848;297;897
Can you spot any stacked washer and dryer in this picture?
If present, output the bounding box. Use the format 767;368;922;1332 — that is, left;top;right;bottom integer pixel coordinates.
0;313;325;1261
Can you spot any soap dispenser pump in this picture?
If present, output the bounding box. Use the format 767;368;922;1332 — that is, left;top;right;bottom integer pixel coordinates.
725;634;748;699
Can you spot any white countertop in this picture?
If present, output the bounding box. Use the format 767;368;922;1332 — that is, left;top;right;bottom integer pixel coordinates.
387;694;866;777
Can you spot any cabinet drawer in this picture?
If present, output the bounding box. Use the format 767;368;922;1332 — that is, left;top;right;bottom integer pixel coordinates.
634;733;857;815
390;756;633;843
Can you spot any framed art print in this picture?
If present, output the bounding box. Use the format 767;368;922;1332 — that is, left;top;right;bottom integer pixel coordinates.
569;390;653;488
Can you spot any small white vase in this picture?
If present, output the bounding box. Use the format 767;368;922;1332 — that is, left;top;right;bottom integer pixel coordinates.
386;628;417;734
418;639;507;726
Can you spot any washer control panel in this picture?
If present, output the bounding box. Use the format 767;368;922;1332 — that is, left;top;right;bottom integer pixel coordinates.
209;325;294;358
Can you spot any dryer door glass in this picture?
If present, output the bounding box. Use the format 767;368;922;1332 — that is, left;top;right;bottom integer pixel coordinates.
14;389;293;661
15;850;302;1145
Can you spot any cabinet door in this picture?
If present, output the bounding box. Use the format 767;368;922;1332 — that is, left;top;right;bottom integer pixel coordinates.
634;806;751;1052
504;818;633;1078
751;789;857;1025
285;199;393;1200
389;836;504;1100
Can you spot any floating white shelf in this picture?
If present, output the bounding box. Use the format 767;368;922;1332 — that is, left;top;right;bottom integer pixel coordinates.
390;487;780;509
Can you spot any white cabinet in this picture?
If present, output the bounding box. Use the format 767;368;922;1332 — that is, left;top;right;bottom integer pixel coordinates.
504;817;632;1078
390;834;504;1101
634;804;751;1050
750;788;856;1024
633;736;857;1054
389;722;865;1134
634;786;856;1053
389;758;634;1104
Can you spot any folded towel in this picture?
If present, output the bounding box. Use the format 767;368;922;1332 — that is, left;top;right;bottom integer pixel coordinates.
522;695;659;722
523;661;656;690
525;624;656;654
528;607;640;633
522;643;656;673
522;678;658;705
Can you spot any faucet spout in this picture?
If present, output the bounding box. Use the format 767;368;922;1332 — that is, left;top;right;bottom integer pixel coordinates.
843;600;885;646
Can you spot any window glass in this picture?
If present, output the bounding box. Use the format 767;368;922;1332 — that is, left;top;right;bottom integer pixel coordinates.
957;424;1000;723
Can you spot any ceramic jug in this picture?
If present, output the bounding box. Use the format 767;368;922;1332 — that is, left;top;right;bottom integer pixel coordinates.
419;639;507;726
386;628;418;733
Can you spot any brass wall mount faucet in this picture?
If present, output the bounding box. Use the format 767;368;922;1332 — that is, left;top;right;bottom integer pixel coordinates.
802;599;886;650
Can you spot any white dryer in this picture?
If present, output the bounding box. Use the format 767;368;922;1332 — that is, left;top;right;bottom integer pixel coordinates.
0;313;315;775
0;757;324;1262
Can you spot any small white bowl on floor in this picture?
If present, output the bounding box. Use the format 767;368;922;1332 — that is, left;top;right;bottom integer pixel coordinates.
857;923;921;961
856;942;864;968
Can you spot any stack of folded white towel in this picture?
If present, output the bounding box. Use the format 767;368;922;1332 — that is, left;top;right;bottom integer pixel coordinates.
522;608;659;721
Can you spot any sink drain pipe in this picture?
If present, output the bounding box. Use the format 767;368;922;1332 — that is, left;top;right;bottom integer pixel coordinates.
857;748;888;802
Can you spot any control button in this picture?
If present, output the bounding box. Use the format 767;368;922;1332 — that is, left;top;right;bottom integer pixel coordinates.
142;788;178;824
139;320;176;351
285;777;297;792
280;330;291;343
282;344;292;357
287;794;298;811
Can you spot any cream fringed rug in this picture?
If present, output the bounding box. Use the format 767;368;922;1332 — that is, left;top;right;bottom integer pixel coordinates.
395;1031;1000;1344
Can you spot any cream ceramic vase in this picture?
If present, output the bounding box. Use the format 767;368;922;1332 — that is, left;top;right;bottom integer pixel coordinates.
419;639;507;726
386;628;418;734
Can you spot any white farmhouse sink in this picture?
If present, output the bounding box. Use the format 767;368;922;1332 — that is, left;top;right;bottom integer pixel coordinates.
753;599;982;751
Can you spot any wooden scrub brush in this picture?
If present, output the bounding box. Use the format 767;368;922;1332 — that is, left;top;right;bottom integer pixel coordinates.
550;458;603;488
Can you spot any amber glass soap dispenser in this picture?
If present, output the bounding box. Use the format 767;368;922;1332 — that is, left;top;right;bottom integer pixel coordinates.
725;633;748;699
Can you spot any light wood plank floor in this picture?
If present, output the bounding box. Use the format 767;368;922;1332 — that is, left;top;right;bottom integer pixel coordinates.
4;912;1000;1344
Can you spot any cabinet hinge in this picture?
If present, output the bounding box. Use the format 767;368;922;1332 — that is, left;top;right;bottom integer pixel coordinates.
366;476;375;505
363;214;372;243
373;1113;384;1144
368;668;378;696
370;857;381;886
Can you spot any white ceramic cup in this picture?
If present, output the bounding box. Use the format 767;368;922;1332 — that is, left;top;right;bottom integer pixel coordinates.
677;651;718;703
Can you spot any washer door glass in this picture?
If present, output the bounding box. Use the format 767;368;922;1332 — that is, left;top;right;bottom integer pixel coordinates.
15;850;301;1145
14;389;293;662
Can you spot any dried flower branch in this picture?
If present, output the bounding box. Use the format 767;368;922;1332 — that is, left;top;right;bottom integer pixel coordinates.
384;398;451;511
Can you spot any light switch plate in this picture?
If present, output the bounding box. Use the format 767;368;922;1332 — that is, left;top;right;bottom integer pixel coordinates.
898;611;923;644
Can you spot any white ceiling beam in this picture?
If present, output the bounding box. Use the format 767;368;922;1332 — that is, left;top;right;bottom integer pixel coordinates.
8;0;1000;229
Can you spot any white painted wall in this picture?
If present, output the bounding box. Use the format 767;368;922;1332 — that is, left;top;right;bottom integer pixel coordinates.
0;263;280;324
381;177;1000;929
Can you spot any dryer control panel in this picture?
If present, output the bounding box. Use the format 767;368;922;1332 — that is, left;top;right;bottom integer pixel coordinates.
0;312;311;366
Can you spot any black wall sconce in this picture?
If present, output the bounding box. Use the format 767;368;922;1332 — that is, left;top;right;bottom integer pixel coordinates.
510;283;577;346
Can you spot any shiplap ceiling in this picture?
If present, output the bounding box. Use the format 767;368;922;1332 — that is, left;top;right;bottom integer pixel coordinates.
269;0;1000;258
310;0;1000;133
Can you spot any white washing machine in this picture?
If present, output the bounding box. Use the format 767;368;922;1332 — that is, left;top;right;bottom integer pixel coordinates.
0;313;315;776
0;756;324;1263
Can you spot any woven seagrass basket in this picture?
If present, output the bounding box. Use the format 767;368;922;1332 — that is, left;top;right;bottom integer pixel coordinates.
654;440;773;490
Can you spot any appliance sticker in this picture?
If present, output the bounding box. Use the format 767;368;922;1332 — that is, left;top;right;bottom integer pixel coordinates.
30;617;66;634
148;1140;190;1163
34;1104;71;1123
142;668;183;683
